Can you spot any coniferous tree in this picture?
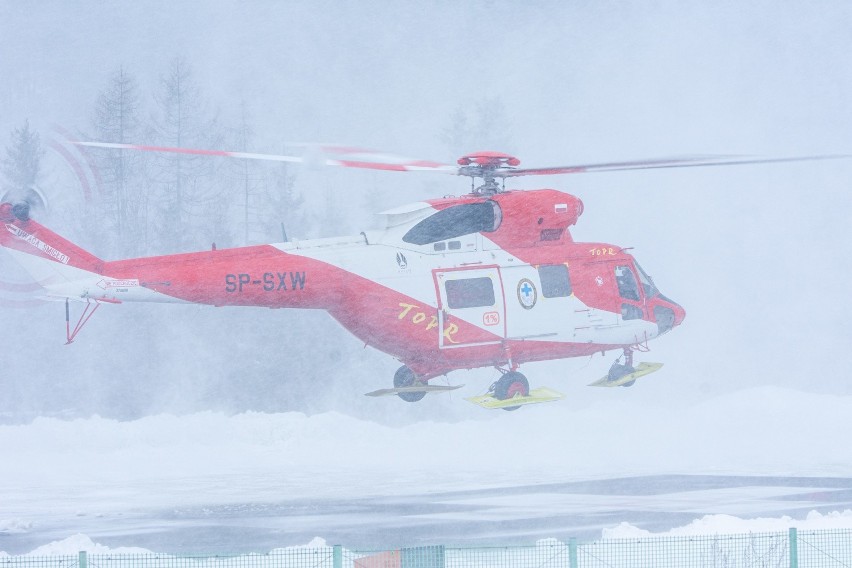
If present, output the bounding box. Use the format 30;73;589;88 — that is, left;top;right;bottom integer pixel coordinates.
1;120;45;204
265;163;304;241
220;102;264;246
150;57;222;252
222;104;307;244
441;107;470;160
441;96;514;158
89;66;145;256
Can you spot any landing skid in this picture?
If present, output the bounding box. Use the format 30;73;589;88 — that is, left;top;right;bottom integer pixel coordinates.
588;362;663;387
466;387;565;410
364;384;464;397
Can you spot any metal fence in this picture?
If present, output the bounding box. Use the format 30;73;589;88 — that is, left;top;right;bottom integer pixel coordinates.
3;528;852;568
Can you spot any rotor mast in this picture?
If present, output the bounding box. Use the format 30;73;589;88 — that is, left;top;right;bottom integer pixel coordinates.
457;151;520;195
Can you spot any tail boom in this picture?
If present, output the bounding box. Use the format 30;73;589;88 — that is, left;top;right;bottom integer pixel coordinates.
0;203;105;293
1;203;104;272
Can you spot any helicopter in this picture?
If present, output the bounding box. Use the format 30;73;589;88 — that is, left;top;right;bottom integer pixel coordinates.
1;143;845;410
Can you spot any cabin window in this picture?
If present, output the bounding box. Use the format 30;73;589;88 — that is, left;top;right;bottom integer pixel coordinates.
403;201;502;245
445;277;495;309
448;240;461;250
433;242;446;251
538;264;572;298
615;265;641;301
622;303;644;320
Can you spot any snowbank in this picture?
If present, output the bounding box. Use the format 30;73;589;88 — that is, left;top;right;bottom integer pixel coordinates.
1;386;851;553
25;534;152;555
2;386;851;486
604;510;852;538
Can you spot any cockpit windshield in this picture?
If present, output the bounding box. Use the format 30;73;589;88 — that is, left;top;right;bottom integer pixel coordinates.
634;262;659;298
402;201;502;245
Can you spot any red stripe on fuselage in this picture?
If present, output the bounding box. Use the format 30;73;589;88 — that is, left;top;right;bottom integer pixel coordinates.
104;245;330;308
102;245;509;376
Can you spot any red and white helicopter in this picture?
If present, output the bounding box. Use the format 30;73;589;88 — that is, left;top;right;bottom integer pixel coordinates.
1;144;843;409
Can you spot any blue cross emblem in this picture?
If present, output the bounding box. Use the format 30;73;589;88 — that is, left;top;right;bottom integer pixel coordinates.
518;279;536;309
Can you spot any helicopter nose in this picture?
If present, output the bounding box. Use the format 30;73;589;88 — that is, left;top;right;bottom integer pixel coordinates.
652;296;686;334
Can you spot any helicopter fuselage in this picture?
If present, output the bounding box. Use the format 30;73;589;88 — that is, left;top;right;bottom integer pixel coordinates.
0;189;685;382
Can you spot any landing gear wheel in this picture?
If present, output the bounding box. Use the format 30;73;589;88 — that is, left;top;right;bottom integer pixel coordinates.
394;365;426;403
607;363;636;386
493;371;529;411
608;348;636;387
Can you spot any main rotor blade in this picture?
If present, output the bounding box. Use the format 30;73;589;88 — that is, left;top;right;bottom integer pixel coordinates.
501;154;852;177
73;141;850;181
72;141;304;163
72;141;458;173
322;147;456;173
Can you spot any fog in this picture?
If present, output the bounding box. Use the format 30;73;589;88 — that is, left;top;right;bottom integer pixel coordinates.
1;0;852;551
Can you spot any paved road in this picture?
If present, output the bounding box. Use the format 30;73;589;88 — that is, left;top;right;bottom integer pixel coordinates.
3;474;852;555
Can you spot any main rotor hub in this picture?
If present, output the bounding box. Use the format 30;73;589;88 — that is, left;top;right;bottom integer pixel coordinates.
457;151;521;168
456;152;521;195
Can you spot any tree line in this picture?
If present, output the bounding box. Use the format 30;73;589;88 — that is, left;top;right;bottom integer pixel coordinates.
1;58;512;261
2;58;303;259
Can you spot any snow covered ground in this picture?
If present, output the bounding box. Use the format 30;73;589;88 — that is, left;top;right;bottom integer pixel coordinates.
2;386;852;555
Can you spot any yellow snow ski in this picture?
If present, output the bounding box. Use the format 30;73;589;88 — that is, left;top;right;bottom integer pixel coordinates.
466;387;565;409
365;384;463;397
588;362;663;387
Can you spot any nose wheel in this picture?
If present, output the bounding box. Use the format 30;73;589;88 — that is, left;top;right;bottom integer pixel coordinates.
589;347;664;388
607;349;637;387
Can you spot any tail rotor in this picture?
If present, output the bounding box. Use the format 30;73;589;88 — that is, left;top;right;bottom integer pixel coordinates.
1;186;50;220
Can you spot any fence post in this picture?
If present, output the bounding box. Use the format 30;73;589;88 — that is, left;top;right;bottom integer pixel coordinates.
568;538;578;568
79;551;88;568
789;527;798;568
333;544;342;568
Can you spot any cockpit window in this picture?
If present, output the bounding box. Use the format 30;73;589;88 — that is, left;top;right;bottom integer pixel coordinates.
615;265;641;301
634;262;659;298
403;201;502;245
